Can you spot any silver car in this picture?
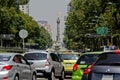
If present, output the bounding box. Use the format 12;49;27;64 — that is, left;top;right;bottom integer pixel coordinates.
0;52;37;80
24;50;64;80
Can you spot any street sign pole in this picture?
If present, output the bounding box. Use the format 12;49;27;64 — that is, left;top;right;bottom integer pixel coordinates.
19;29;28;49
23;38;25;49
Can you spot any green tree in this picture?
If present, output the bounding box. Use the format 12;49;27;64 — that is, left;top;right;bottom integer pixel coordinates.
34;27;52;49
64;0;120;50
64;0;101;50
0;0;52;49
0;0;29;7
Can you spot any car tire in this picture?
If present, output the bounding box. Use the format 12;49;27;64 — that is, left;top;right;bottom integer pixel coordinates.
14;75;19;80
48;71;55;80
32;74;37;80
59;71;64;80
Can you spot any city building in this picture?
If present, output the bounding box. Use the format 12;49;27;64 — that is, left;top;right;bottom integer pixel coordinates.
19;4;52;37
19;3;29;15
38;20;52;35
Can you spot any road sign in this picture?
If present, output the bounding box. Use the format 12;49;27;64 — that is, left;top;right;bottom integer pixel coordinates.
19;29;28;49
19;29;28;39
96;27;108;35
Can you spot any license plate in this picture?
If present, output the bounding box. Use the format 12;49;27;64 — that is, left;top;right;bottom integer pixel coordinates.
102;74;113;80
66;64;71;66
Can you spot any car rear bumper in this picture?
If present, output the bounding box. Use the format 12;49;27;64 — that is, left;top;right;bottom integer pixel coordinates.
0;71;13;80
36;68;51;77
72;75;82;80
65;71;72;75
36;70;44;76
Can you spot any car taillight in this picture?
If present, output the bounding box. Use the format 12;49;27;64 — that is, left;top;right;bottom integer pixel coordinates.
73;64;78;71
3;77;8;80
2;65;13;70
84;68;92;74
114;50;120;54
45;58;50;66
84;63;94;74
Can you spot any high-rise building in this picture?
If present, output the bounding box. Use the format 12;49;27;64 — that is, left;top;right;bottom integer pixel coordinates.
19;3;29;15
38;20;52;36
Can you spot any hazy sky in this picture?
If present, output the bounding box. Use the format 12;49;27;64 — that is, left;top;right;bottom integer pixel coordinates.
29;0;71;41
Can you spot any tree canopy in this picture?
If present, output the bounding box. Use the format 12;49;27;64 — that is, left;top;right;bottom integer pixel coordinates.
0;0;52;49
64;0;120;51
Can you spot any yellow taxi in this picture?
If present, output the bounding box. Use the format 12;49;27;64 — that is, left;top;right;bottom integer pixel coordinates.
58;50;80;77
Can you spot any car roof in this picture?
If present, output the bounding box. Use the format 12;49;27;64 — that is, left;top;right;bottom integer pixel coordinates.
0;52;20;56
59;51;80;54
24;50;48;54
81;51;103;55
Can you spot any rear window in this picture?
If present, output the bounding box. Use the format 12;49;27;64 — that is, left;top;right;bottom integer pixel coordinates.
59;54;79;60
0;55;11;61
77;54;99;65
95;53;120;65
24;53;47;60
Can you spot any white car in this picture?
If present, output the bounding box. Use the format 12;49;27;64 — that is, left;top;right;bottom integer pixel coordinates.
0;52;37;80
24;50;64;80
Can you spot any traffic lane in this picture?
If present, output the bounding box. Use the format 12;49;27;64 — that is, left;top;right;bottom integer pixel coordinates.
37;76;71;80
37;78;71;80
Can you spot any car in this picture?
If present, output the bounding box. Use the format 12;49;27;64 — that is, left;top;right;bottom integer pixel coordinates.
82;50;120;80
24;50;64;80
58;51;80;77
0;52;37;80
72;51;102;80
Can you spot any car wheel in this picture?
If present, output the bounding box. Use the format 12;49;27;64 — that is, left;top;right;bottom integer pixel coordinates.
59;71;64;80
14;75;19;80
32;74;37;80
48;71;55;80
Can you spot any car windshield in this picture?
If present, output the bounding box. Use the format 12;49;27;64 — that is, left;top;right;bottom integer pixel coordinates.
95;53;120;65
0;55;11;61
59;54;79;60
77;54;99;65
24;53;47;60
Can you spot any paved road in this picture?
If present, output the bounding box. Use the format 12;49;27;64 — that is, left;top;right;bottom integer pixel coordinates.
37;76;71;80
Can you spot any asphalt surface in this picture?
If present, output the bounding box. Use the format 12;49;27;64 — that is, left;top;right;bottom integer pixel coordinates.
37;76;71;80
